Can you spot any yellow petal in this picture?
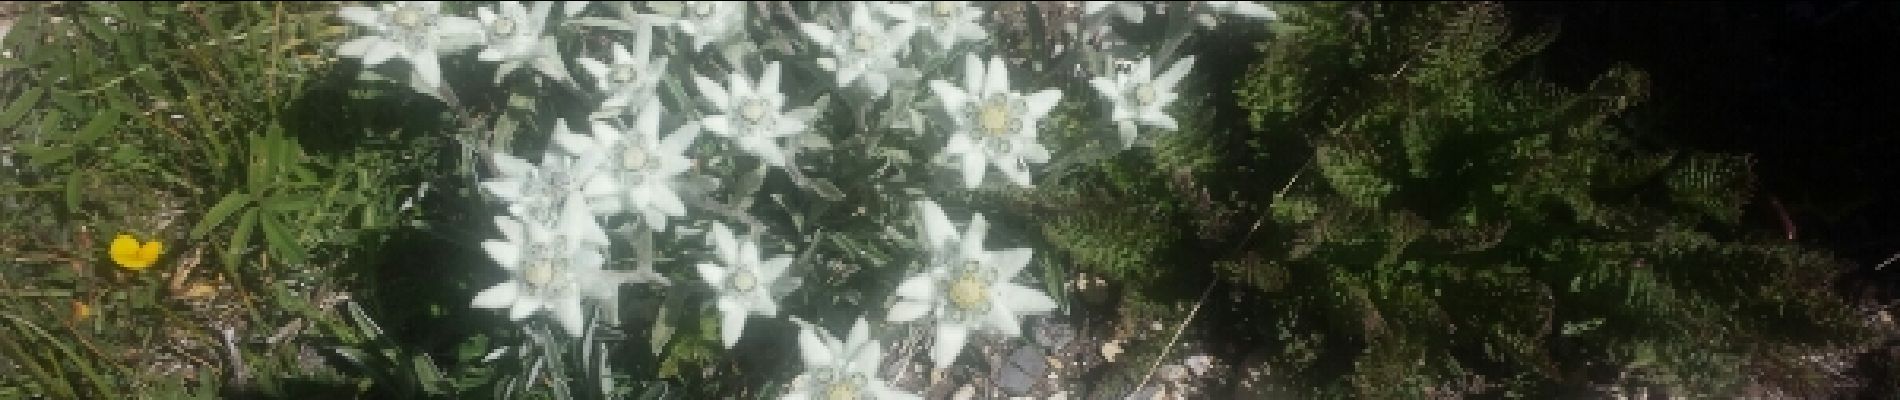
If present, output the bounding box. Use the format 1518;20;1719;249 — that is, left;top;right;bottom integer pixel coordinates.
138;240;164;265
109;234;142;268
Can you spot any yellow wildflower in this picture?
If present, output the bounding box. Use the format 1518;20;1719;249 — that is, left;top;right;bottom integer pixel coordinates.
109;234;164;271
72;301;92;321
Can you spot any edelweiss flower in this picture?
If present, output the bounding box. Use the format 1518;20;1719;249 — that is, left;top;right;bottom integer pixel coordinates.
783;317;921;400
929;55;1063;188
1197;1;1278;28
693;62;810;167
577;23;669;118
665;1;748;52
799;3;917;98
876;1;987;54
696;223;795;348
472;208;617;336
481;120;611;246
337;1;484;95
551;102;697;231
1082;1;1146;24
1089;56;1194;148
475;1;572;84
887;201;1058;368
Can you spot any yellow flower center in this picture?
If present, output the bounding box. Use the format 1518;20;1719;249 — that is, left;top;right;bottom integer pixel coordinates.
824;381;859;400
851;31;878;53
493;17;517;36
621;144;650;170
1134;83;1158;105
394;8;423;28
977;100;1014;137
730;270;758;292
740;99;769;124
524;261;555;287
932;1;958;19
947;270;989;311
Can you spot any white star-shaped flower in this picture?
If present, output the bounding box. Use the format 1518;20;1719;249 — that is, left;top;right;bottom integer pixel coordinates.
782;317;922;400
1083;1;1146;24
799;3;918;98
475;1;573;84
1197;1;1278;28
696;223;794;348
693;62;810;167
551;102;697;231
929;55;1063;188
875;1;988;54
577;23;669;118
470;207;615;336
887;201;1058;368
481;120;611;246
1089;56;1194;148
336;1;484;97
665;1;749;52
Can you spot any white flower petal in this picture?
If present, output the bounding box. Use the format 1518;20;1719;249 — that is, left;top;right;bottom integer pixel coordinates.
999;283;1059;314
983;57;1010;96
961;214;989;258
697;263;729;285
338;7;380;27
1023;89;1063;119
797;324;836;367
509;296;542;320
985;301;1023;337
887;300;932;322
709;224;741;265
482;241;521;269
471;282;521;309
893;275;937;300
1157;56;1196;90
930;324;970;368
988;248;1034;280
759;62;781;94
554;295;585;335
959;150;987;189
693;74;730;110
916;200;959;248
719;298;749;347
929;80;969;114
410;52;444;93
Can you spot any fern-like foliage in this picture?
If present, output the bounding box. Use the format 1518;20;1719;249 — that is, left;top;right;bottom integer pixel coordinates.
1016;2;1869;397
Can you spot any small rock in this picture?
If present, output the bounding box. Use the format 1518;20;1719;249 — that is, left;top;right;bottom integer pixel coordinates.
952;385;977;400
1160;364;1187;382
1185;354;1214;376
1101;340;1124;362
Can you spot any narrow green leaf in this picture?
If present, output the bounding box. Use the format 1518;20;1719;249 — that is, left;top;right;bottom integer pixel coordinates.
224;208;259;272
259;212;307;266
64;171;85;213
192;192;253;239
75;107;121;145
0;86;43;128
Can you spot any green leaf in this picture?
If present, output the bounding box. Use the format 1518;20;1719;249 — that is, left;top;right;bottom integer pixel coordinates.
74;108;121;147
64;171;85;213
192;192;253;239
259;212;307;266
649;305;673;357
0;86;43;128
223;208;259;271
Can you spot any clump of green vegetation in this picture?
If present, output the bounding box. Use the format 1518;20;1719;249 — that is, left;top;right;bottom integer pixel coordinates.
1019;2;1871;397
0;2;466;397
